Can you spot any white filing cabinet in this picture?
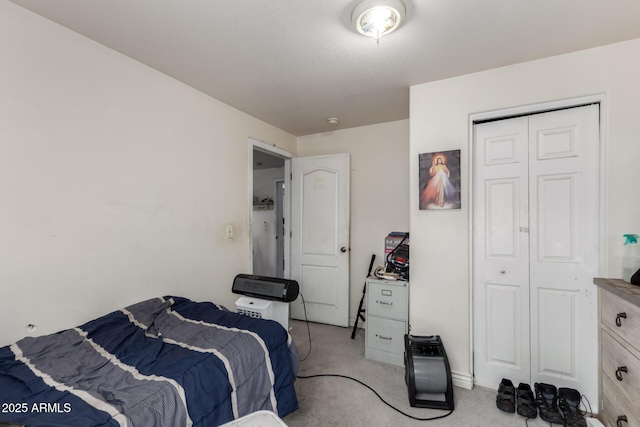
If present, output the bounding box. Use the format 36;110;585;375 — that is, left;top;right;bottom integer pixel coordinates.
365;278;408;366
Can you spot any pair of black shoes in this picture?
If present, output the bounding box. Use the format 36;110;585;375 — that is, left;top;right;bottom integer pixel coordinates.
496;379;536;418
534;382;586;427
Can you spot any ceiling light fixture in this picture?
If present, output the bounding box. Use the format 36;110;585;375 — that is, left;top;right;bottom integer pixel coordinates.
352;0;406;44
326;117;340;125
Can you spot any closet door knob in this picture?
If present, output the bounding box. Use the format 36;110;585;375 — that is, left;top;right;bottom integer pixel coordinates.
340;246;347;253
616;312;627;327
616;366;628;381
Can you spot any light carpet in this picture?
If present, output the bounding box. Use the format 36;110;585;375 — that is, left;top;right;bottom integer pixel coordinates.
282;320;594;427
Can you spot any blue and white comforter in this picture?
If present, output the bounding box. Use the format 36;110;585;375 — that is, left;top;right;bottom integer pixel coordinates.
0;296;298;426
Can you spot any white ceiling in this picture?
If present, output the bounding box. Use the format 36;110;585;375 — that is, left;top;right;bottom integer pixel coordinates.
11;0;640;136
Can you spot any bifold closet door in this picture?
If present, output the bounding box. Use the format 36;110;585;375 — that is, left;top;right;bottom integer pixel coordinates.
527;105;599;404
473;116;531;388
473;104;600;407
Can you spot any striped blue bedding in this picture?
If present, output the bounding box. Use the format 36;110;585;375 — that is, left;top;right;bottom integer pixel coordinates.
0;296;298;426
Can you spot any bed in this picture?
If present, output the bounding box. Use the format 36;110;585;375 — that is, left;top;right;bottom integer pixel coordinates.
0;296;299;426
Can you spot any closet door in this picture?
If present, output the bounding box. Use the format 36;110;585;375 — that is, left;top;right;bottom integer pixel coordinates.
528;105;599;402
473;104;600;406
473;116;531;388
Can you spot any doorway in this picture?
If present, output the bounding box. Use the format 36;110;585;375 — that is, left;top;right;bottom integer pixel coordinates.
248;140;351;327
249;140;291;278
472;102;602;409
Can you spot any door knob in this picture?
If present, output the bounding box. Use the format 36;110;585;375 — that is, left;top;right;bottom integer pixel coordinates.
340;246;347;253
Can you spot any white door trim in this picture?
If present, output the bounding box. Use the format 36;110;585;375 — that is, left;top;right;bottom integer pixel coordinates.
274;178;285;278
248;138;295;277
467;94;607;385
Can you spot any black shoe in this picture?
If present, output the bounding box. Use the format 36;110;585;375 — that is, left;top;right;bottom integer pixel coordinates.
496;378;515;413
558;387;586;427
516;383;537;418
534;382;564;424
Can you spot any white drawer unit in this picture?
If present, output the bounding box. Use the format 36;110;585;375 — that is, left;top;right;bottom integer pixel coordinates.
365;278;408;366
594;278;640;427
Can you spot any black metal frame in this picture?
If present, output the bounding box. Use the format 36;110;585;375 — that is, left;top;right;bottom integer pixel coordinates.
350;254;376;339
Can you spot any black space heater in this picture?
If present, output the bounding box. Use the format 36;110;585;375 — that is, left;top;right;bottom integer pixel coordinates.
404;334;454;411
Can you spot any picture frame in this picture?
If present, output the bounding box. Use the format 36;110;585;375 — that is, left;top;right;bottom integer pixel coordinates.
418;150;461;210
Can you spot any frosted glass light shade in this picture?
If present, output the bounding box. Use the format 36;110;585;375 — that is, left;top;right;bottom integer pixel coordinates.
352;0;406;42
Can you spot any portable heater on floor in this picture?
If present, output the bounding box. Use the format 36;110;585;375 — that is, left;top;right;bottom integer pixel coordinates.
232;274;299;331
235;296;290;330
404;334;454;411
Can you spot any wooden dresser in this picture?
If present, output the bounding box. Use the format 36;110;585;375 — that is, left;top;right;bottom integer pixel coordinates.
594;278;640;427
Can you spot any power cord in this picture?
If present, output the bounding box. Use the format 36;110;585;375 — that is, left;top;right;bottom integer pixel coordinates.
297;292;311;362
297;373;453;421
294;292;453;422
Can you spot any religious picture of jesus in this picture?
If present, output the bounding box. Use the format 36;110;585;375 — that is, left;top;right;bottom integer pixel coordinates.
418;150;461;210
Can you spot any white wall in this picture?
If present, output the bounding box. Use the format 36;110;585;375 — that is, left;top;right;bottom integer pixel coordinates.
297;120;410;325
0;1;296;346
410;38;640;388
253;167;285;202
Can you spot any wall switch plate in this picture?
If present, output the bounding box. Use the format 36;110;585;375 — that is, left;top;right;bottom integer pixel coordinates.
225;224;234;239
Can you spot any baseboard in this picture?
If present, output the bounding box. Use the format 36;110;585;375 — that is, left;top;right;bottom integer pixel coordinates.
451;372;473;390
586;417;604;427
348;317;360;328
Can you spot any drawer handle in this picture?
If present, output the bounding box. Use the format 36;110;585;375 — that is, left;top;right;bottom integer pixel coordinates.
615;312;627;327
615;366;628;381
617;415;627;427
378;301;393;306
378;335;392;341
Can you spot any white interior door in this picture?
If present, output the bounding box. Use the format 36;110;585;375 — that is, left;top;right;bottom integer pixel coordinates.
473;116;531;387
473;104;600;406
528;106;599;401
289;153;350;327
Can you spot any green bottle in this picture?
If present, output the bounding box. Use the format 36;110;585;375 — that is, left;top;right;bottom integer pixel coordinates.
623;234;640;282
